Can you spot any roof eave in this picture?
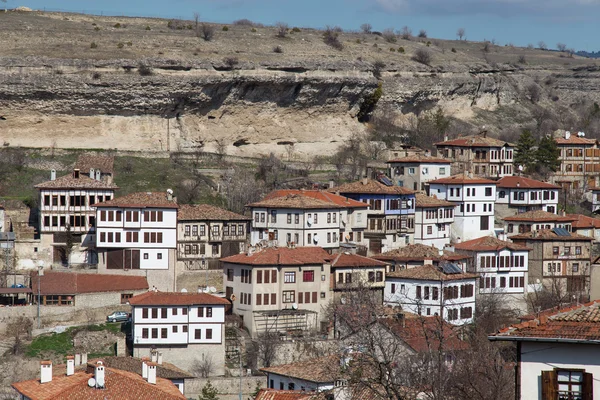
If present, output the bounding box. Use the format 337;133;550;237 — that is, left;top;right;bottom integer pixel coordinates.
488;335;600;345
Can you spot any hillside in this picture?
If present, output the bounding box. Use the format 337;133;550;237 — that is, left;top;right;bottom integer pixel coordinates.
1;10;599;160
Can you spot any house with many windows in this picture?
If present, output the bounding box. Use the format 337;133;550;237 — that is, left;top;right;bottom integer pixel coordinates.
373;244;469;272
428;174;497;241
414;194;455;249
386;154;451;191
434;131;515;178
495;176;560;216
330;179;416;255
221;246;331;338
94;191;178;291
503;210;575;238
329;253;388;303
489;300;600;400
248;191;369;251
568;214;600;242
177;204;250;271
35;168;118;267
384;264;477;325
128;290;229;373
550;131;600;192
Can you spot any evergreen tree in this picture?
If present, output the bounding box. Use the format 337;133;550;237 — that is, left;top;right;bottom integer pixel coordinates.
536;135;561;172
198;380;219;400
514;129;537;172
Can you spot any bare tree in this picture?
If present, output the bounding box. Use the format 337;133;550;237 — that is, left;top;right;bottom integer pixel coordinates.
275;22;288;38
538;41;547;50
382;28;397;43
193;12;200;35
201;24;215;41
247;332;281;368
418;29;427;38
6;316;33;355
360;23;372;34
191;353;215;378
221;166;265;214
556;43;567;52
323;26;343;50
457;27;465;41
412;48;432;65
399;26;412;40
372;60;385;80
526;83;541;104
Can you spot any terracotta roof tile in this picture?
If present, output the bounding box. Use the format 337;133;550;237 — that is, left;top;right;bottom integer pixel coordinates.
128;291;230;306
35;174;119;190
12;364;185;400
454;236;531;252
262;190;369;208
89;357;194;380
31;272;148;295
74;154;115;175
177;204;250;221
330;253;387;268
568;214;600;229
94;192;178;209
221;246;330;266
510;229;593;241
435;133;514;147
415;193;455;208
555;136;598;145
248;194;342;210
380;316;469;352
496;176;560;189
373;244;468;262
386;155;450;164
503;210;576;222
255;389;315;400
429;173;496;185
260;354;342;383
386;264;477;281
330;179;415;195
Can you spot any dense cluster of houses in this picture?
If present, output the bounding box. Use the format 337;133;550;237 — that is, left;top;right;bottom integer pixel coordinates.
9;130;600;399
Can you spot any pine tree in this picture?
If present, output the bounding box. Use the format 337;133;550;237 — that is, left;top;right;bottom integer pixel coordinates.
514;129;537;172
198;380;219;400
536;135;561;172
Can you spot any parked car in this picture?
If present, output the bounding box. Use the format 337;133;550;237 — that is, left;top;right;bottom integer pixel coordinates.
106;311;129;323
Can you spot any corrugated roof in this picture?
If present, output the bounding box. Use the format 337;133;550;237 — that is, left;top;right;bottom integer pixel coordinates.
429;173;496;185
35;174;119;190
496;176;560;189
454;236;531;252
262;190;369;209
127;291;230;306
94;192;178;209
221;246;330;266
74;154;115;175
330;179;415;195
330;253;387;268
435;133;514;147
415;193;455;208
30;272;148;295
177;204;251;221
503;210;576;222
386;264;477;281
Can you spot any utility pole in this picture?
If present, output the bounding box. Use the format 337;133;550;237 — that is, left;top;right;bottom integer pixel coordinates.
239;348;243;400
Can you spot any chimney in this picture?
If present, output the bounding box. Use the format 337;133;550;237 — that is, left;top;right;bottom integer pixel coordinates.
157;352;163;365
50;169;56;181
147;362;157;384
40;361;52;384
481;130;487;138
95;361;105;388
75;353;81;366
81;353;87;365
95;169;101;181
329;180;335;189
362;177;368;185
66;356;75;376
89;168;95;179
150;349;158;363
142;357;149;379
443;135;449;142
166;189;173;201
73;169;80;179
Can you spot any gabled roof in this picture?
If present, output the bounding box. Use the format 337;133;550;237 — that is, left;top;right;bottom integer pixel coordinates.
330;253;387;268
260;354;342;383
127;291;230;306
490;300;600;342
454;236;531;252
554;136;598;145
262;190;369;209
74;154;115;175
255;389;315;400
435;133;514;148
373;244;468;262
90;357;194;379
221;246;330;266
12;362;185;400
386;155;450;164
429;173;496;185
379;316;469;352
510;229;593;241
35;174;119;190
503;210;576;222
568;214;600;229
415;193;455;208
330;179;415;195
247;194;342;210
177;204;251;221
496;176;560;190
386;264;477;281
94;192;178;209
31;272;148;295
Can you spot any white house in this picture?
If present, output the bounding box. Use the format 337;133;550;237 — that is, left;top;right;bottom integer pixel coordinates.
248;190;369;250
569;214;600;242
591;187;600;213
495;176;560;216
94;191;178;291
384;264;478;325
386;154;451;191
428;174;497;241
503;210;576;238
128;290;229;374
414;193;455;250
489;300;600;400
260;354;341;392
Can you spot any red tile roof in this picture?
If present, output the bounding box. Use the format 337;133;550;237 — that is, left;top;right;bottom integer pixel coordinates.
503;210;576;222
380;316;469;352
330;253;387;268
568;214;600;229
177;204;251;221
74;154;115;175
221;246;330;266
255;389;315;400
510;229;593;241
262;190;369;208
554;136;598;145
248;194;342;210
35;174;119;190
387;155;450;164
490;300;600;342
127;290;230;306
12;363;185;400
386;264;477;281
429;173;496;185
373;244;468;262
435;133;514;147
260;354;342;383
31;272;148;295
454;236;531;252
94;192;178;209
415;193;455;208
496;176;560;189
330;179;415;195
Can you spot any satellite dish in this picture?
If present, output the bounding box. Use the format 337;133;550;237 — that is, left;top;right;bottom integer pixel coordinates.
518;165;524;171
209;286;217;293
230;294;237;301
406;200;413;208
579;131;585;137
313;234;319;243
307;217;313;226
88;378;96;388
167;188;174;194
181;288;188;293
292;303;298;310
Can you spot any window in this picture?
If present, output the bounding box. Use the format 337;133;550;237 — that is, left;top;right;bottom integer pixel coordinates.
161;328;167;338
480;216;489;230
157;253;162;260
206;329;212;340
303;270;314;282
427;226;433;235
287;213;292;224
198;307;204;318
195;329;201;340
173;325;178;333
284;272;296;283
282;290;295;303
142;308;148;318
270;210;277;223
152;328;158;339
541;369;591;400
572;263;579;273
183;325;188;332
368;271;375;282
408;167;415;175
575;246;582;255
142;328;148;338
345;273;352;283
152;308;158;318
564;247;571;255
553;246;559;255
439;167;446;175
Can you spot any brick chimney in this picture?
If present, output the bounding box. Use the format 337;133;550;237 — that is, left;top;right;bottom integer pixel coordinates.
66;356;75;376
40;361;52;384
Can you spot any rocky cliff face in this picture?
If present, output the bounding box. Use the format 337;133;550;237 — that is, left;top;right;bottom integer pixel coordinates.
1;11;599;159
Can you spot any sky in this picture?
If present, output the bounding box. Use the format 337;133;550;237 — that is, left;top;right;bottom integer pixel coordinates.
11;0;600;51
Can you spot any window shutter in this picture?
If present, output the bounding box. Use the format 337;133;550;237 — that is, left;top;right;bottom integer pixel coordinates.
541;370;557;400
583;372;593;400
